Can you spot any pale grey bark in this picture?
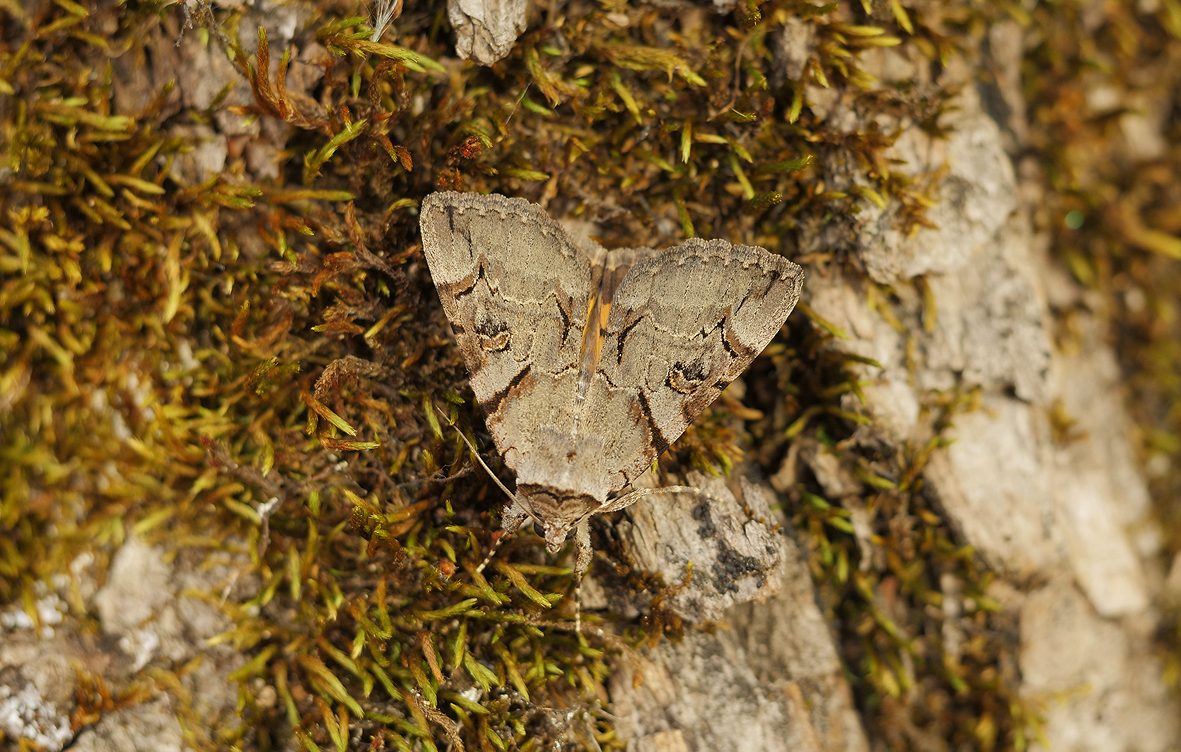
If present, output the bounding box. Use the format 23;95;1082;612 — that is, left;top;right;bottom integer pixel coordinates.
447;0;528;66
797;39;1175;752
0;539;242;751
605;25;1178;752
608;469;869;752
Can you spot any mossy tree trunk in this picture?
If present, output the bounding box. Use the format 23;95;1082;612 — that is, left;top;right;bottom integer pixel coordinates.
1;2;1178;751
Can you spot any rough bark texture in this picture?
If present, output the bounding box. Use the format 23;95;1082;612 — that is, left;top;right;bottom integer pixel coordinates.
607;469;868;752
598;26;1178;752
447;0;528;66
831;38;1169;752
0;540;242;751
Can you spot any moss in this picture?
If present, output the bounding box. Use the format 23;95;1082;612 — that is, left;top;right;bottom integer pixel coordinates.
1013;0;1181;701
9;0;1177;749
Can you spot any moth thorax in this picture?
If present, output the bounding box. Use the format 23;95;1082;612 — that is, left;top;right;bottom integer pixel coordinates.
517;484;600;553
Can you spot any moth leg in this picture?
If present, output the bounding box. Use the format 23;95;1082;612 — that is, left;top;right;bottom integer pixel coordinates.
573;518;593;574
476;500;530;574
572;519;593;634
502;498;531;532
599;485;727;514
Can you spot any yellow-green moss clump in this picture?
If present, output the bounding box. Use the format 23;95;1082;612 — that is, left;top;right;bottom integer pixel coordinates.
4;0;1177;749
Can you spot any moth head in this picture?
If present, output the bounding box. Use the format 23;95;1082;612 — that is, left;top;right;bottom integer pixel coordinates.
542;520;573;554
516;485;600;554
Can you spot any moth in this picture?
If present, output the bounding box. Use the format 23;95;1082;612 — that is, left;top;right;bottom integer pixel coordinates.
420;192;803;573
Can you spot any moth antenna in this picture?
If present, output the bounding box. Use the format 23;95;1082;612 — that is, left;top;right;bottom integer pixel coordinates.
433;405;517;504
476;531;509;574
573;571;583;635
433;404;529;574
